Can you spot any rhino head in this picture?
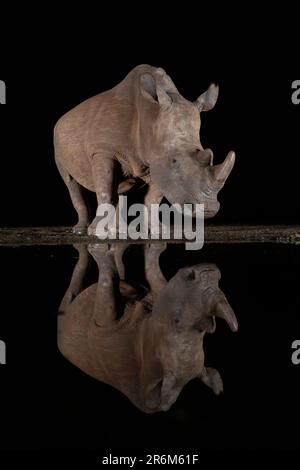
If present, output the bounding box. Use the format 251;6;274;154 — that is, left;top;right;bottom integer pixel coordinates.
143;263;238;412
140;72;235;218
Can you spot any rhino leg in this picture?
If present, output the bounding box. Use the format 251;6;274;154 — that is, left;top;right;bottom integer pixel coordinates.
144;183;164;236
145;243;167;294
57;161;90;234
110;242;129;279
88;155;115;236
88;244;119;327
199;367;224;395
58;244;90;313
117;178;137;194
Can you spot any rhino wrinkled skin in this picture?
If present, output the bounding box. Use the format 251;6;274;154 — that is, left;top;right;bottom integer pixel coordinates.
54;65;236;235
58;244;238;413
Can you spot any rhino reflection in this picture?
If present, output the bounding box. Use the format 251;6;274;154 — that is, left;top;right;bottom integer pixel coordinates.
58;243;238;413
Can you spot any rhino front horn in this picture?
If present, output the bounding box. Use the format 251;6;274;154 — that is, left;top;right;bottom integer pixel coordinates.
211;151;236;186
214;292;238;332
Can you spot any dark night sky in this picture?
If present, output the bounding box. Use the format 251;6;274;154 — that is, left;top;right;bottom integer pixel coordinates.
0;11;299;227
0;7;300;462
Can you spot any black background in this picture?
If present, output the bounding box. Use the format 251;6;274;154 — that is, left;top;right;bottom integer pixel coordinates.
0;6;299;462
0;9;299;227
0;244;300;455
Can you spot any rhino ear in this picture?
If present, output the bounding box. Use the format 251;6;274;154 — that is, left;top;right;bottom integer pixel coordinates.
199;367;224;395
195;83;219;112
140;73;157;102
194;316;216;333
140;73;172;109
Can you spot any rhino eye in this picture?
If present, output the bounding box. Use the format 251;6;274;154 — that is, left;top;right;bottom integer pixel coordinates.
172;158;177;163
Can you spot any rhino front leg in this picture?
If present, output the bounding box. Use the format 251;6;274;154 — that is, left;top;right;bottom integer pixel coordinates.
88;154;115;236
145;242;167;294
199;367;224;395
59;244;90;313
144;183;164;236
88;244;119;327
110;242;129;279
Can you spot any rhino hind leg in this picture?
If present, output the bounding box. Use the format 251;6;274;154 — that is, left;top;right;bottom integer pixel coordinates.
58;244;90;313
88;154;115;236
56;161;90;234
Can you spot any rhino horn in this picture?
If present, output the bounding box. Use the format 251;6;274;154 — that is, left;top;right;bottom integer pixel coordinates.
211;151;236;186
214;291;238;332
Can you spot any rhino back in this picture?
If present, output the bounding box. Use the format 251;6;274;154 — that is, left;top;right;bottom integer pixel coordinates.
54;65;161;191
57;284;96;369
58;284;144;404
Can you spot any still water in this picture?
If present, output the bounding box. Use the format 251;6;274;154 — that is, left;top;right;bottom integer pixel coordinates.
0;243;299;452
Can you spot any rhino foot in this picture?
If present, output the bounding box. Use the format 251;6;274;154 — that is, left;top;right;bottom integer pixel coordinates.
73;223;89;235
87;242;109;257
88;216;104;236
88;215;120;238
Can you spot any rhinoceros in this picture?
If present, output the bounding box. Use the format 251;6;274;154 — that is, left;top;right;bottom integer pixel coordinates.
58;243;238;413
54;65;236;235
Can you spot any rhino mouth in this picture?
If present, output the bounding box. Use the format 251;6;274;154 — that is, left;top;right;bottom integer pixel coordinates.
168;190;220;218
203;208;219;218
163;194;220;219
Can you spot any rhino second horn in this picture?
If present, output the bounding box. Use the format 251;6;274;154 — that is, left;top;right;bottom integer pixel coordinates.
199;148;214;166
211;151;236;186
214;294;238;332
